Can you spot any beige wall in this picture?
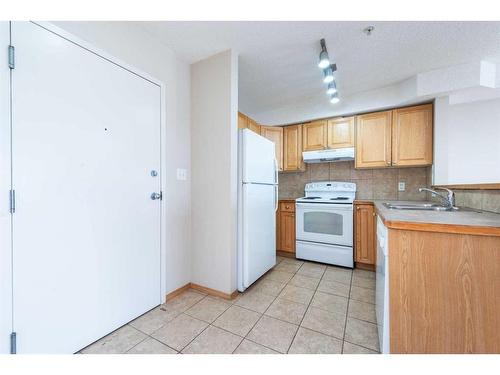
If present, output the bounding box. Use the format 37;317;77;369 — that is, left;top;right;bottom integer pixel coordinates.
279;162;432;201
191;50;238;294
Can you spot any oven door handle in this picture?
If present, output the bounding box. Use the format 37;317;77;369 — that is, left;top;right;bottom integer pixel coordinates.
296;203;354;211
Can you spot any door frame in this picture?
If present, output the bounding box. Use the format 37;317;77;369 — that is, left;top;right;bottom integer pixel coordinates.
1;21;168;352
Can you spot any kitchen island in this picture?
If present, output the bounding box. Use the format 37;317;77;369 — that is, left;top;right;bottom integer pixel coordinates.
374;201;500;353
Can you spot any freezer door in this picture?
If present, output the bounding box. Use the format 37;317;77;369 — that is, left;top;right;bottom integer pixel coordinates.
239;183;276;290
240;129;276;184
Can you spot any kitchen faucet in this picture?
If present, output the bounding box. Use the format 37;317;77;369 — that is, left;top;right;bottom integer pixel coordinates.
419;187;455;208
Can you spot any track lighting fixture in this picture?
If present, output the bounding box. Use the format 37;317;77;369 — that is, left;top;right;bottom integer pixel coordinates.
318;38;340;104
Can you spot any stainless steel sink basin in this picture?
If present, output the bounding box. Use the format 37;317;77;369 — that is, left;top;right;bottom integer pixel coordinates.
383;202;459;211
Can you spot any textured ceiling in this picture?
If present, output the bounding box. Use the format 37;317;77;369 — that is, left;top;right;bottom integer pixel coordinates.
136;21;500;123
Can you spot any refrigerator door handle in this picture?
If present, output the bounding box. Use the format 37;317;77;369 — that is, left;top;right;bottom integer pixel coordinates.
274;158;278;185
274;158;279;212
274;185;278;212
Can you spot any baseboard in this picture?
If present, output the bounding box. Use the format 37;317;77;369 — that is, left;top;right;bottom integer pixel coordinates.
190;283;239;300
355;262;375;271
165;283;191;302
277;250;296;259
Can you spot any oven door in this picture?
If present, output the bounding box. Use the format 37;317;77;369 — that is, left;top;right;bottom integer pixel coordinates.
296;202;353;246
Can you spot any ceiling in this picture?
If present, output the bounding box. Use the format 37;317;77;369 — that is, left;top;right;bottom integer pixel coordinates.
136;21;500;124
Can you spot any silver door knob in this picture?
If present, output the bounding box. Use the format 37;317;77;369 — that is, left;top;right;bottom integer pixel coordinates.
151;192;162;200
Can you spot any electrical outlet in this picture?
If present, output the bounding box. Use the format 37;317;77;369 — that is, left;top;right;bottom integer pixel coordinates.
398;181;406;192
176;168;187;181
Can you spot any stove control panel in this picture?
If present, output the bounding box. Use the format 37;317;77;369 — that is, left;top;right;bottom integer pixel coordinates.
305;181;356;192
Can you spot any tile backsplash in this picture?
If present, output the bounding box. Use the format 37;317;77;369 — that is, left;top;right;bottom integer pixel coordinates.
451;190;500;214
278;161;432;201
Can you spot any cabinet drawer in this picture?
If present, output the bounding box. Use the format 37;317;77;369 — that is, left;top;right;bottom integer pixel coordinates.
279;201;295;212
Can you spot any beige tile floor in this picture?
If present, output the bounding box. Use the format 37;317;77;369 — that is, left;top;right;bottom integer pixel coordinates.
80;257;379;354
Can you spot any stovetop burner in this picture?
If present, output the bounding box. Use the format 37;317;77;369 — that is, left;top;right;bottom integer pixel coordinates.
302;196;321;200
330;197;349;200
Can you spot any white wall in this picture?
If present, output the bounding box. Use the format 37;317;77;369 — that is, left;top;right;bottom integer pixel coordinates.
191;50;238;294
0;21;12;354
54;22;192;295
434;96;500;185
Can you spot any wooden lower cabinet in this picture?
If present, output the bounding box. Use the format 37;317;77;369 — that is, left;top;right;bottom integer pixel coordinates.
388;229;500;353
277;200;295;254
354;202;376;268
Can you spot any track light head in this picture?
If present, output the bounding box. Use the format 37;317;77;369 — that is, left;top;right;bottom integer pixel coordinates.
318;50;330;69
326;82;337;95
330;94;340;104
323;67;334;83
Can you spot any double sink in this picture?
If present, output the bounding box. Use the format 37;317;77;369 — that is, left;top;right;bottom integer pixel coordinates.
383;202;460;212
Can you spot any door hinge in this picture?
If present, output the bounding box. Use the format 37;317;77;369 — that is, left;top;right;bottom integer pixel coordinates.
8;45;15;69
10;332;16;354
9;189;15;213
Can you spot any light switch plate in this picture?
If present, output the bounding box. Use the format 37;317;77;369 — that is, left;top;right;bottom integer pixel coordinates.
398;181;406;192
176;168;187;181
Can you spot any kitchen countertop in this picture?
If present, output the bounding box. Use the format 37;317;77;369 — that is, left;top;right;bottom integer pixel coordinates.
370;200;500;236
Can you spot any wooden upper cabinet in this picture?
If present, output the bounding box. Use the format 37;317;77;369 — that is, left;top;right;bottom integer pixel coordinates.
355;111;392;169
392;104;433;167
238;111;261;134
238;112;248;129
327;116;355;149
302;120;327;151
354;203;376;266
260;126;284;171
283;124;305;172
246;117;261;134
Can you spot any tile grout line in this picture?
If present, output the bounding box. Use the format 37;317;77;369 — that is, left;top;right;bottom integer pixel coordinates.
236;261;303;353
144;292;211;354
340;269;354;353
232;258;306;353
285;263;327;354
176;293;238;353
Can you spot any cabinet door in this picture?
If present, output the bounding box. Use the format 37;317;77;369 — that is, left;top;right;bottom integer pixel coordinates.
247;117;261;134
355;204;376;265
261;126;284;171
283;124;305;171
355;111;392;168
327;116;354;149
238;112;248;129
303;120;327;151
279;211;296;253
392;104;433;167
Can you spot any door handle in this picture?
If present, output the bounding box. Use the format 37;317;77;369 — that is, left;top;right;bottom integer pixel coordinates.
151;192;162;200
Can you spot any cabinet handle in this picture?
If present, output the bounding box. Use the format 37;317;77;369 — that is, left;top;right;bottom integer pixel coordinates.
386;161;391;165
356;207;360;210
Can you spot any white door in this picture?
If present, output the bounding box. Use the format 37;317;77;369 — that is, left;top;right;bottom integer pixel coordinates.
240;129;276;184
10;22;162;353
296;203;353;246
240;183;276;290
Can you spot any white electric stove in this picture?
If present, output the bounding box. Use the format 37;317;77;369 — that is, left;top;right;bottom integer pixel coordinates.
295;181;356;268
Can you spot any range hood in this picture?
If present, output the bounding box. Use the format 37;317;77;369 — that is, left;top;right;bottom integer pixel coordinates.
302;147;355;163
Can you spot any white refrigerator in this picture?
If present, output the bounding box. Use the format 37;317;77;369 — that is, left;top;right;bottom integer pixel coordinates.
237;129;278;292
